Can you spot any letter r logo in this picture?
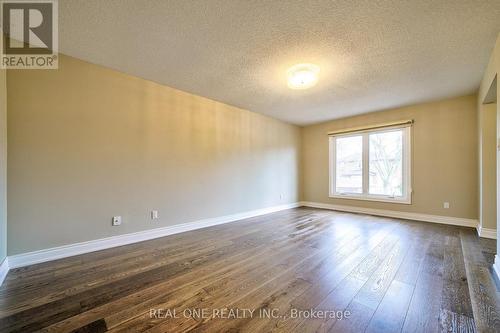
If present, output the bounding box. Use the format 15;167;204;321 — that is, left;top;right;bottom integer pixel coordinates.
2;1;54;54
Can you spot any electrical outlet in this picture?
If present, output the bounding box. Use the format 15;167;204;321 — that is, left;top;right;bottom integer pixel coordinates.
151;210;159;220
443;202;450;209
280;194;284;200
112;216;122;226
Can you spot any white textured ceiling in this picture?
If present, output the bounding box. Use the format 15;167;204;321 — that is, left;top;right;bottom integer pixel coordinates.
59;0;500;125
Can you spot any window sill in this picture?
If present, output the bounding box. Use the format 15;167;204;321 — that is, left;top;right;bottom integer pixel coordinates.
329;194;412;205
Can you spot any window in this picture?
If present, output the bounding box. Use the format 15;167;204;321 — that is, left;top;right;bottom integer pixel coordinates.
329;125;411;204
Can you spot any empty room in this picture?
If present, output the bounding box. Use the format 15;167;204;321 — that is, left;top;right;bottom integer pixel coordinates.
1;1;500;332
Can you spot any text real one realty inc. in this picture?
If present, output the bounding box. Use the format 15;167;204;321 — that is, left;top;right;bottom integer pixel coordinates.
150;308;351;320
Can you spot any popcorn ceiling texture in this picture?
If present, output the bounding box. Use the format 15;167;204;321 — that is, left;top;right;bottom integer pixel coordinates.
59;0;500;125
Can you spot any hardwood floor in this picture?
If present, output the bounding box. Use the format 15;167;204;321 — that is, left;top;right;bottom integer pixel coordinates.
0;207;498;332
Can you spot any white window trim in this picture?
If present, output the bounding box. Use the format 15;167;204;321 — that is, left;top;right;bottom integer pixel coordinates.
329;125;412;204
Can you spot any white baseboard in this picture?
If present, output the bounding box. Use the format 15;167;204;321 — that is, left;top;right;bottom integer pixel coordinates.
0;257;8;286
476;224;497;239
7;202;300;269
300;201;479;228
1;201;483;281
494;255;500;282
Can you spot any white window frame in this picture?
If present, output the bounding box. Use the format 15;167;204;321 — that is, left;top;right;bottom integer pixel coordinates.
329;125;412;204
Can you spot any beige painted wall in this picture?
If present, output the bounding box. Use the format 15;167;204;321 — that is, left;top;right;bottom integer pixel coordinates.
478;33;499;251
0;69;6;263
479;103;497;230
302;95;478;219
7;54;301;255
496;35;500;251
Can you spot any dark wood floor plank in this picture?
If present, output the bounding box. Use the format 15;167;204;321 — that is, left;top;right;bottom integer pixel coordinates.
1;210;333;331
218;219;397;330
234;220;400;333
439;233;476;332
352;237;411;310
268;219;401;332
50;212;352;332
402;232;446;333
439;308;476;333
107;215;364;332
5;208;325;292
460;229;500;332
44;241;276;332
402;272;443;333
365;280;414;333
43;213;341;332
323;232;409;333
1;209;321;297
393;228;430;286
329;299;375;333
0;208;497;333
291;275;366;333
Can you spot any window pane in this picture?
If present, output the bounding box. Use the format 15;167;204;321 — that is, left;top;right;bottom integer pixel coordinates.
369;130;403;196
336;136;363;194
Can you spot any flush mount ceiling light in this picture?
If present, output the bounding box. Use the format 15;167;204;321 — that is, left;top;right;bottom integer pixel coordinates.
287;63;320;90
